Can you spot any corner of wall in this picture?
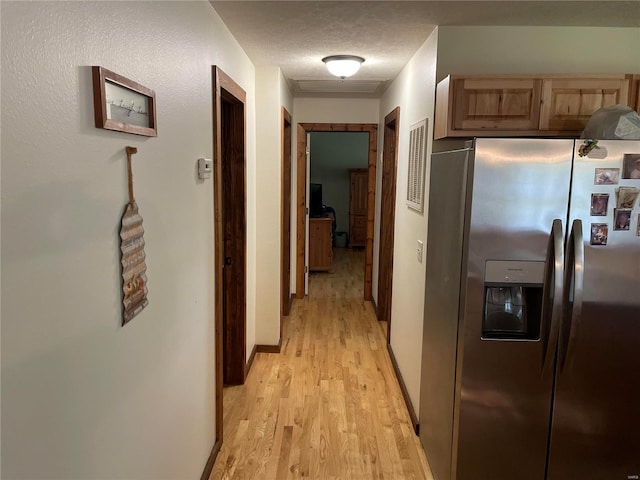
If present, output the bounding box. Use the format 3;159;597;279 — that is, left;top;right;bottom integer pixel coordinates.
377;27;439;417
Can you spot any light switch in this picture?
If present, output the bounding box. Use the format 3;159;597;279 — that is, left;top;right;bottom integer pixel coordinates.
417;240;423;263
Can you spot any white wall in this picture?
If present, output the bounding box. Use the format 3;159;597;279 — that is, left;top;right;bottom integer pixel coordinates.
291;97;379;294
293;97;380;125
281;71;294;116
377;29;439;415
0;2;256;478
255;66;293;346
437;26;640;80
281;73;296;316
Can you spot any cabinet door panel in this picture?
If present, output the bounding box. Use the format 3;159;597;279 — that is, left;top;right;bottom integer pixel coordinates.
309;219;333;271
540;78;629;131
350;169;368;215
349;169;368;247
453;78;541;131
349;214;367;247
630;75;640;112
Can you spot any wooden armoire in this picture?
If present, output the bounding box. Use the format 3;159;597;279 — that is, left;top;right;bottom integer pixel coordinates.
349;168;368;247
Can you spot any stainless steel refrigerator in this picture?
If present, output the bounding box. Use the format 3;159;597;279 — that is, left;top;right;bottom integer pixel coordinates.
419;138;640;480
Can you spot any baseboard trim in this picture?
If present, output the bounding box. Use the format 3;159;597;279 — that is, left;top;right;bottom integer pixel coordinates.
387;343;420;435
200;438;222;480
256;338;282;354
284;294;295;316
246;344;257;377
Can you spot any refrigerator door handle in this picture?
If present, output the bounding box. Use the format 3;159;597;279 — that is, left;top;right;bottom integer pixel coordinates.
542;219;564;375
559;219;584;373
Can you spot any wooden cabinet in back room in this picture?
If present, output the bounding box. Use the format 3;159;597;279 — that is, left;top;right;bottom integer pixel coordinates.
309;217;333;272
349;168;368;248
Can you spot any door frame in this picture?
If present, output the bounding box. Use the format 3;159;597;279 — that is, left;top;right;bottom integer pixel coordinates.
378;107;400;342
296;123;378;300
281;107;293;320
212;65;246;446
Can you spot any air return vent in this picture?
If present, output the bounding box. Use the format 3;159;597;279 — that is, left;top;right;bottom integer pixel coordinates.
295;80;384;94
406;118;428;212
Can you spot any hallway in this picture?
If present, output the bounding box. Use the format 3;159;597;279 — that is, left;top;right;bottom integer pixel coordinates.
210;248;433;479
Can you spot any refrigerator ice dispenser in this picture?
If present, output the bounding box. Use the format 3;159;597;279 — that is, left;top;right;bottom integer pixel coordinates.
483;260;545;340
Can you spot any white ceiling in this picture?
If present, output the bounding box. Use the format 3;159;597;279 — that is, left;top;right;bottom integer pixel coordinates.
210;1;640;96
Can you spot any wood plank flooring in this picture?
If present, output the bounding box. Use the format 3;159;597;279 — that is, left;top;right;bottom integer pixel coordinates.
210;248;433;479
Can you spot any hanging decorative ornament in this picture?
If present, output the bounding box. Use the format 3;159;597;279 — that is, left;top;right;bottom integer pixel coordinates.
120;146;148;325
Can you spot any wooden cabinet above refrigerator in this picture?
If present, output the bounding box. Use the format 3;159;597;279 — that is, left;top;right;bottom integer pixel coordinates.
434;74;631;139
627;74;640;113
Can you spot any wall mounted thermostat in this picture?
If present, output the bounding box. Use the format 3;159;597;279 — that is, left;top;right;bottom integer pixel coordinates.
198;158;212;180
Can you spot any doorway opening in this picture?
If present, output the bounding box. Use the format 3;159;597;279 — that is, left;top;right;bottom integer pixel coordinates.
307;132;369;297
296;124;377;300
378;107;400;343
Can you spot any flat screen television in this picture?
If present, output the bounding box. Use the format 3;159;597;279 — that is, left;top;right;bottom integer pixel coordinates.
310;183;323;217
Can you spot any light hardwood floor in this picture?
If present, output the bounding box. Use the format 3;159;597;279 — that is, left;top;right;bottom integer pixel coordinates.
210;248;433;479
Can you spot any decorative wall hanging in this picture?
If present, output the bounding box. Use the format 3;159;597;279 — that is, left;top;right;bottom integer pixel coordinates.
92;66;157;137
120;146;148;325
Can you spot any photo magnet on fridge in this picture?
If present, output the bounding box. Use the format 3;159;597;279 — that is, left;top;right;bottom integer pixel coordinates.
613;209;632;231
616;187;640;209
594;168;620;185
590;194;609;216
622;154;640;180
590;223;609;245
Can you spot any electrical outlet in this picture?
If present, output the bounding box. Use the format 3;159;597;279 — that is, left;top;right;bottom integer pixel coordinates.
417;240;423;263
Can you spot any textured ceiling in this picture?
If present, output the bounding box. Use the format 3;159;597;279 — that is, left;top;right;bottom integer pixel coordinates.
210;1;640;95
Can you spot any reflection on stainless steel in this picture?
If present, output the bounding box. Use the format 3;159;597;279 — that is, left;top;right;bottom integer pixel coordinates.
420;139;640;480
550;395;605;436
460;386;518;411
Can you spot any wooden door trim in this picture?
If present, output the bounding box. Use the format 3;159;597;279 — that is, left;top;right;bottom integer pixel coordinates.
295;124;306;299
378;107;400;343
211;65;246;459
281;107;293;323
296;123;378;300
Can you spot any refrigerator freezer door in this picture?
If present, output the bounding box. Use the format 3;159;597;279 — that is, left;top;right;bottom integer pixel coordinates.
420;147;471;480
454;139;574;480
547;140;640;479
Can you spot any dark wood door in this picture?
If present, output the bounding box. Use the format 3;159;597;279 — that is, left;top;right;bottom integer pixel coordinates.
220;87;246;386
211;66;247;464
377;108;400;339
281;108;292;317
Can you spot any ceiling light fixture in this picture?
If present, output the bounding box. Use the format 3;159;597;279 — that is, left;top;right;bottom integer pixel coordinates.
322;55;365;79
